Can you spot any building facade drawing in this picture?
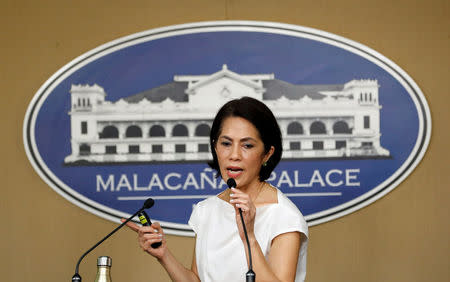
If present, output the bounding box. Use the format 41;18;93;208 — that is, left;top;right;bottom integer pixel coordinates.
64;65;390;164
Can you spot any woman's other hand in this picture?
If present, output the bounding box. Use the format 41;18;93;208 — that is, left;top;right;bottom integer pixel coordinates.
122;219;167;260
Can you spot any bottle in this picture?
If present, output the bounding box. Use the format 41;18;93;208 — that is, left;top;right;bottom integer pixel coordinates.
94;256;112;282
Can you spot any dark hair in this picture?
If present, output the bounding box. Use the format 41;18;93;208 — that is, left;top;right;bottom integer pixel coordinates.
208;96;282;181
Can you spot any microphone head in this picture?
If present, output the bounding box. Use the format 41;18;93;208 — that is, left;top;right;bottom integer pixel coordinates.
226;178;237;188
143;198;155;209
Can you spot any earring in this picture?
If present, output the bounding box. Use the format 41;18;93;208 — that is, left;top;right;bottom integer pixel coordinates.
262;162;268;167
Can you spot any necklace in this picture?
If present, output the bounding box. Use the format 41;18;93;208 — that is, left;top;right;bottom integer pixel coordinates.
252;181;266;204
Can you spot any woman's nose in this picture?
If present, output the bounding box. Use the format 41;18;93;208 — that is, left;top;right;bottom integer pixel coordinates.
229;144;241;160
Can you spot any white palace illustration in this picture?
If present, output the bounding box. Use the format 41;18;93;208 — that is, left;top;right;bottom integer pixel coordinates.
64;65;390;164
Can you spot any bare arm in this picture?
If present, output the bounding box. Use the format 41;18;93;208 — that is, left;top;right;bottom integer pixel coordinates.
157;247;200;282
250;232;301;282
123;219;200;282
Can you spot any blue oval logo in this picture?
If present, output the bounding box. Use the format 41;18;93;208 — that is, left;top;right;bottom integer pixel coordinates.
23;21;431;235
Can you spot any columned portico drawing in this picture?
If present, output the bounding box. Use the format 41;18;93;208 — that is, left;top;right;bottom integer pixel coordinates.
65;65;390;164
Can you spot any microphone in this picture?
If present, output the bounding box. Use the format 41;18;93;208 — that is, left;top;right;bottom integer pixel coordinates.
71;198;155;282
227;178;256;282
226;178;236;189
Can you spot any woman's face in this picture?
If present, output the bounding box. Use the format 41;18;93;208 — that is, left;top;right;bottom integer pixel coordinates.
215;116;274;189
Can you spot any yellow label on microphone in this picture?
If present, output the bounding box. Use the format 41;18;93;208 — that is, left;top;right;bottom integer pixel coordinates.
139;215;148;224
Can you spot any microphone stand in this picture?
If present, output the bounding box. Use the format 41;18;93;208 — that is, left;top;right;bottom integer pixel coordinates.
71;198;154;282
227;178;256;282
239;208;256;282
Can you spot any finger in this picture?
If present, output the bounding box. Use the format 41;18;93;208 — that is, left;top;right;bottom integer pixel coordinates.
232;201;249;212
122;219;140;232
235;203;250;212
230;189;250;201
151;222;164;235
142;233;163;246
230;198;249;205
139;232;161;247
230;196;252;211
142;231;164;247
143;236;163;250
230;187;246;195
138;226;157;236
142;232;162;238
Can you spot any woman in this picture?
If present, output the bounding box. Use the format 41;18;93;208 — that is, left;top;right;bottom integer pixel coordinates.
124;97;308;281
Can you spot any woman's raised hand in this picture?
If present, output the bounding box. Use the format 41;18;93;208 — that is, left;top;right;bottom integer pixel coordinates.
229;187;257;241
122;219;167;260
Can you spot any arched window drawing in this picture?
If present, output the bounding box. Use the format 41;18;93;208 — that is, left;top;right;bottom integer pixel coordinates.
287;122;304;135
149;125;165;137
99;125;119;139
310;121;326;134
126;125;142;138
79;144;90;155
172;124;189;137
195;124;210;136
333;121;352;134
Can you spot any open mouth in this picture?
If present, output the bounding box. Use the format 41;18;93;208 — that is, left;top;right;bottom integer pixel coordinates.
227;166;243;172
227;167;243;177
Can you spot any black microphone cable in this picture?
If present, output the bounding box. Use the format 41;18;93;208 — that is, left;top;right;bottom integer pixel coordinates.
227;178;256;282
71;198;155;282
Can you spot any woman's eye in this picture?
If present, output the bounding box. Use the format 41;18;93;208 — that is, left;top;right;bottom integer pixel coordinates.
243;143;254;149
220;141;231;147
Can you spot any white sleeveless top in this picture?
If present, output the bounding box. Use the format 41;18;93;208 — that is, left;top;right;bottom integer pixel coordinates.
188;188;308;282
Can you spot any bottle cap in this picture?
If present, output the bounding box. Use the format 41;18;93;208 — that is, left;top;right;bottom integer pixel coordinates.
97;256;112;267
